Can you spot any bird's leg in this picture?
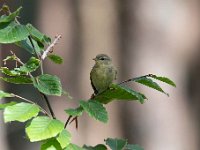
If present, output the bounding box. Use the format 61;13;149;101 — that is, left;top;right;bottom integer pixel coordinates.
90;93;96;99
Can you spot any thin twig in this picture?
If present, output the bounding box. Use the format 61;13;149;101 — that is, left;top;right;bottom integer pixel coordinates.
13;94;50;117
41;35;62;60
40;93;56;119
64;116;78;129
10;51;24;65
64;115;72;128
118;74;153;85
10;51;35;79
69;116;78;129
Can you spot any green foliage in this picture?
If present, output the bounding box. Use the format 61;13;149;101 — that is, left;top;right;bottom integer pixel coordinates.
0;76;33;84
65;106;83;117
0;90;14;99
41;138;63;150
149;75;176;87
94;84;146;104
83;144;107;150
25;116;64;142
0;5;176;150
17;57;40;73
129;74;176;96
26;23;51;44
80;100;108;123
104;138;144;150
64;144;84;150
48;54;63;64
56;129;72;149
105;138;127;150
33;74;62;96
83;138;144;150
4;102;40;122
0;22;29;43
16;37;43;54
0;101;16;110
0;7;22;23
134;77;168;96
0;67;21;76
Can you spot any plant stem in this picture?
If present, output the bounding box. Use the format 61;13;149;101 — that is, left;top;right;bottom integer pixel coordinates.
28;36;44;75
13;94;50;117
118;74;152;85
40;93;56;119
28;36;55;118
64;115;72;128
41;35;61;60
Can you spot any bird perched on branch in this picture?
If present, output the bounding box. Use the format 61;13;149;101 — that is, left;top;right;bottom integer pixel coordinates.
90;54;117;95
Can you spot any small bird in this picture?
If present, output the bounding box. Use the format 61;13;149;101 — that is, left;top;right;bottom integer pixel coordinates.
90;54;117;95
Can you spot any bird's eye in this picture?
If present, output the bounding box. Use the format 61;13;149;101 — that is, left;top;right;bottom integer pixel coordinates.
100;57;105;60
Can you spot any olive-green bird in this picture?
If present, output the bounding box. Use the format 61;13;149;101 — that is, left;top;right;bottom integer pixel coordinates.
90;54;117;95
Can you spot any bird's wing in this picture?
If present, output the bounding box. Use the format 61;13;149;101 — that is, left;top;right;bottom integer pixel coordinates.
90;70;98;94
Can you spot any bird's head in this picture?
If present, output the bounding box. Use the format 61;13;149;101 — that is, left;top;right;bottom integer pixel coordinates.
93;54;112;65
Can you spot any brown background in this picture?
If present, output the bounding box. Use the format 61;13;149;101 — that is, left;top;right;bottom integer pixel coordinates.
0;0;200;150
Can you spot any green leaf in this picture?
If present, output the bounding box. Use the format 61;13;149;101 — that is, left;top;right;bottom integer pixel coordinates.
105;138;127;150
94;84;146;104
134;77;169;96
0;7;22;23
26;116;64;142
80;100;108;123
56;129;71;149
0;90;14;99
125;144;144;150
0;76;33;84
65;107;83;117
0;21;29;43
1;57;40;76
0;101;17;110
83;144;107;150
26;23;51;44
17;57;40;73
4;102;40;122
149;75;176;87
15;37;44;54
33;74;62;96
41;138;62;150
64;143;85;150
48;54;63;64
0;67;21;76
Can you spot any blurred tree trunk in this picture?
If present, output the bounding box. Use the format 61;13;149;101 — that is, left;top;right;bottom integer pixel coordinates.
187;43;200;150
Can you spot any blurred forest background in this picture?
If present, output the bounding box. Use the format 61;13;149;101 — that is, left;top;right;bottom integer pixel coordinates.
0;0;200;150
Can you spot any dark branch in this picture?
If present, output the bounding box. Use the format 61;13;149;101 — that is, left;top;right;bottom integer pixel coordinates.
64;115;72;128
118;74;153;85
41;93;56;119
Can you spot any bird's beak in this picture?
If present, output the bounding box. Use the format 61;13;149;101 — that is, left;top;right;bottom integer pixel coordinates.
93;58;97;61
